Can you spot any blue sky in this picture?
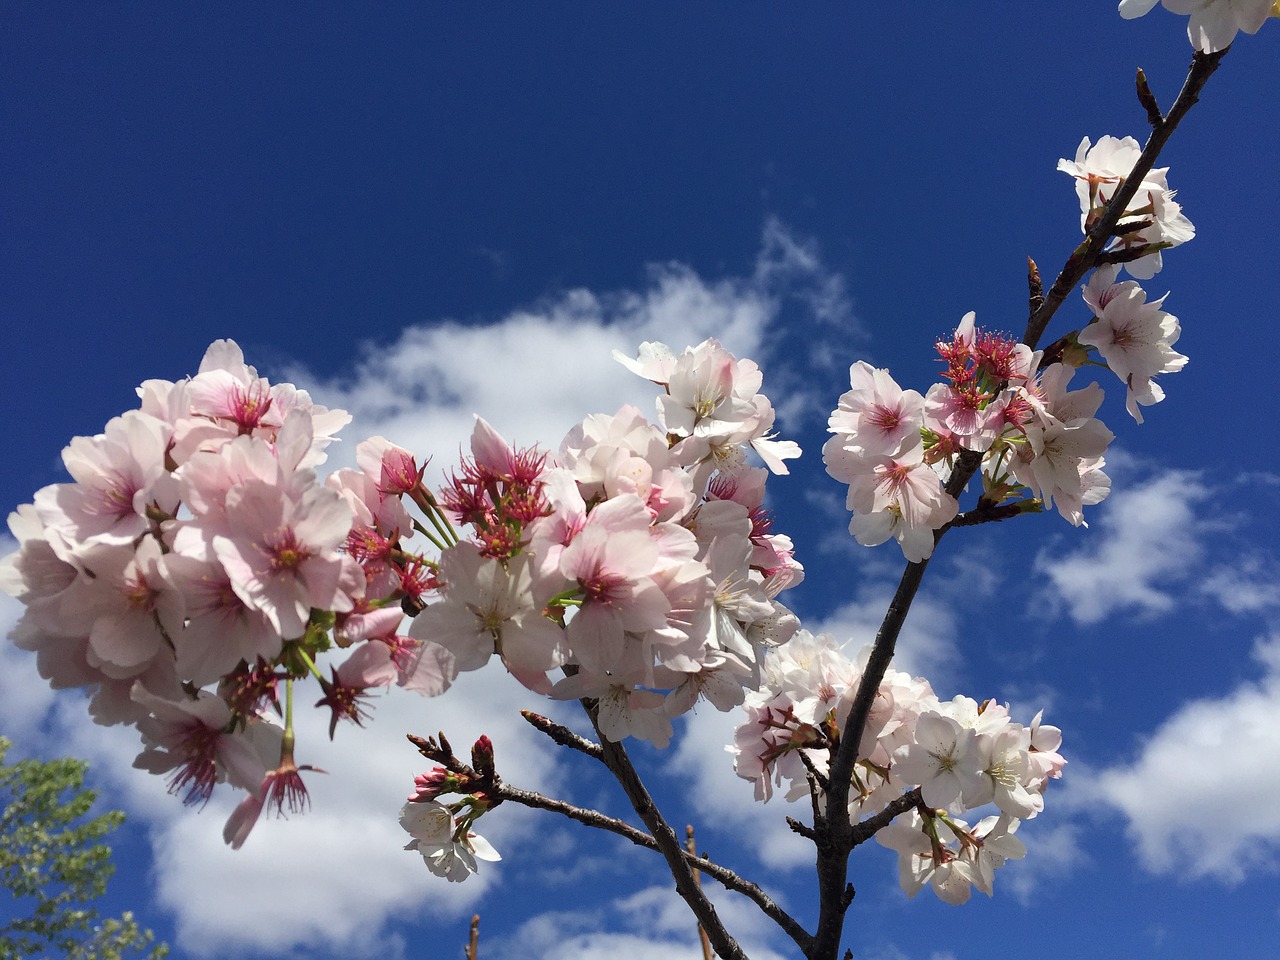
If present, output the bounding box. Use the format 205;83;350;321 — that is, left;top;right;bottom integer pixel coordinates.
2;5;1278;959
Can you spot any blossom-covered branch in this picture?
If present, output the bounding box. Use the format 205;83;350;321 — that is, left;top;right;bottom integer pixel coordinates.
1024;48;1226;351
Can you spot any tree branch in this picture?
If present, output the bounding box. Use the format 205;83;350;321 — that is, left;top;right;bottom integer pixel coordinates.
848;788;922;848
519;710;604;760
808;443;979;960
809;552;935;960
581;704;752;960
494;781;812;952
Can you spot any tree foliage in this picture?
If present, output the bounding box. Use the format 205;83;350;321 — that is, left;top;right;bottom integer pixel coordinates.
0;737;166;960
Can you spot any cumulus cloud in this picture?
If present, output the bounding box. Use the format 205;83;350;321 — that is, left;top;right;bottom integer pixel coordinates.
858;949;958;960
809;589;962;686
0;588;58;748
1092;631;1280;883
1000;817;1089;904
296;217;856;477
1034;471;1210;625
148;666;576;956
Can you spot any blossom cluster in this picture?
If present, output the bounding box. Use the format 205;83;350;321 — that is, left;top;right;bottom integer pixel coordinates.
399;734;502;882
1058;134;1194;280
732;631;1065;904
410;338;805;750
0;341;437;846
2;334;807;869
822;134;1195;560
822;316;1110;558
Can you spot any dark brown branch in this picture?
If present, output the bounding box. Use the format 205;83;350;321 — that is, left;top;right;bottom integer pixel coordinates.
809;447;984;959
949;501;1026;527
407;732;467;773
787;816;818;841
520;710;603;759
848;788;922;848
805;45;1228;960
494;781;812;952
809;553;935;960
798;749;831;793
804;52;1227;960
583;707;752;960
1022;48;1227;352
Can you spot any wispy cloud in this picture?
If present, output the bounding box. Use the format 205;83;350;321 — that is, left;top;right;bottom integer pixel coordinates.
1199;552;1280;615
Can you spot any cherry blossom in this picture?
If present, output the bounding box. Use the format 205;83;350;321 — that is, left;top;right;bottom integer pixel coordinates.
1119;0;1274;52
399;800;501;882
1058;135;1194;278
1080;266;1188;422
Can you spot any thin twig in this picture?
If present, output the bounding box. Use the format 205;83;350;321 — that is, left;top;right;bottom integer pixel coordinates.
848;789;922;848
687;826;714;960
585;706;750;960
463;914;479;960
520;710;604;759
949;502;1025;527
494;782;812;951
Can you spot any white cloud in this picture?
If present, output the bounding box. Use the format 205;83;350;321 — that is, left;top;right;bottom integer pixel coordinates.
857;946;958;960
494;882;791;960
1034;471;1210;625
1000;817;1088;904
670;705;813;871
1091;631;1280;883
810;589;962;687
1199;552;1280;614
296;218;854;479
0;590;58;748
145;667;575;956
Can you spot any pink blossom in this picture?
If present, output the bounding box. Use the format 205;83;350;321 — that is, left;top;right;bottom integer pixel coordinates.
827;362;925;458
409;544;565;678
1080;267;1187;423
314;641;400;738
212;480;363;639
163;554;283;685
78;539;184;679
132;685;274;805
34;411;171;549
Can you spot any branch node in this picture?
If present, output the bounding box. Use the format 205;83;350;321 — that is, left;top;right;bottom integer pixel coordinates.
519;710;603;758
1027;256;1044;320
786;816;818;840
1135;68;1164;128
